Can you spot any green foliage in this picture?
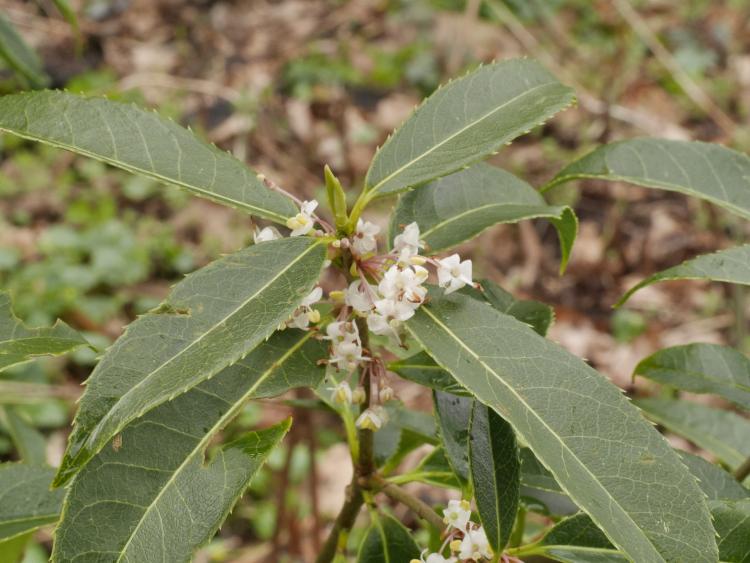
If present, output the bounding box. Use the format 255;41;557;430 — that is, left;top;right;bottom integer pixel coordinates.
0;464;64;542
0;14;49;88
356;513;420;562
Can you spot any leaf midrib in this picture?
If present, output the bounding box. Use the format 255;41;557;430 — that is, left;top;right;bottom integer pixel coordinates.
367;82;558;195
108;331;314;562
82;239;323;460
0;126;291;223
408;306;664;561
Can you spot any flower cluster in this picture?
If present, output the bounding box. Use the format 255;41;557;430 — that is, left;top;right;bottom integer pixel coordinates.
412;500;494;563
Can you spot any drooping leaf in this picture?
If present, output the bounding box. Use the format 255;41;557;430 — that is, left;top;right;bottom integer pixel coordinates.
0;408;46;464
0;292;88;373
365;59;574;197
433;391;472;488
634;343;750;409
407;291;718;562
709;498;750;563
356;513;420;563
469;403;520;553
635;397;750;470
678;451;748;501
544;139;750;221
0;91;298;222
390;163;577;271
55;237;327;486
53;405;296;563
0;14;49;88
0;464;64;542
617;246;750;306
532;513;627;563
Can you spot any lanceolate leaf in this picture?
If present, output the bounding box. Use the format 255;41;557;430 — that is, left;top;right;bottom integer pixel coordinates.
433;391;472;487
543;139;750;221
709;498;750;563
407;291;718;562
617;245;750;306
0;292;88;373
469;403;520;552
678;452;748;501
532;513;627;563
0;408;46;465
365;59;574;197
55;237;327;486
634;343;750;409
0;91;298;222
0;14;49;88
356;513;420;563
389;351;471;396
635;397;750;470
391;164;577;271
479;280;554;337
0;464;64;542
52;329;324;562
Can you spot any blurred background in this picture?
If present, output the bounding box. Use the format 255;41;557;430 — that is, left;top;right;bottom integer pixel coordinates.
0;1;748;561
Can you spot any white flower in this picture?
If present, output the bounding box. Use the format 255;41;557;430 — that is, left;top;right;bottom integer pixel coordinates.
374;297;416;322
426;553;457;563
287;286;322;330
436;254;473;294
393;222;424;256
345;280;374;313
351;219;380;256
253;226;282;243
443;499;472;531
329;340;365;372
378;265;427;306
301;286;323;308
351;385;366;404
458;527;492;561
331;382;352;405
356;406;386;430
286;199;318;236
366;311;399;339
325;320;359;344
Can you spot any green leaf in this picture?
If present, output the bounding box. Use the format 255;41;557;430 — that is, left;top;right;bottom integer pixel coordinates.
635;397;750;470
407;291;718;562
678;451;748;501
0;532;32;563
0;91;298;222
544;139;750;221
433;391;472;487
520;448;562;493
0;292;88;373
0;464;64;542
55;237;327;486
397;447;462;489
365;59;574;197
0;381;76;405
390;163;577;271
469;403;520;552
0;408;46;464
479;280;554;337
53;407;295;563
0;14;49;88
617;246;750;306
375;402;438;471
709;498;750;563
390;351;471;396
532;513;627;562
356;513;420;563
634;343;750;410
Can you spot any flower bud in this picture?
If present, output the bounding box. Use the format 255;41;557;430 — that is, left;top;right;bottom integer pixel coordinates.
351;386;366;404
379;386;394;402
331;382;352;405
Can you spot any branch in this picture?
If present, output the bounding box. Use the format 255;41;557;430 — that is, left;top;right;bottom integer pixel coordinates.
315;480;364;563
366;476;445;531
734;455;750;483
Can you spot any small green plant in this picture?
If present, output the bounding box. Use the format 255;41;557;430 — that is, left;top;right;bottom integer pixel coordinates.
0;57;748;562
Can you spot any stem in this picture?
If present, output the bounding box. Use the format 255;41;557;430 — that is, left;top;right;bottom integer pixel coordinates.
509;504;527;547
365;475;445;531
315;480;364;563
345;190;373;234
734;455;750;482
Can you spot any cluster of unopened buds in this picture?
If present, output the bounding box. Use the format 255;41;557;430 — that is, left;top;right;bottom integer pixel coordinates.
412;500;521;563
254;198;478;431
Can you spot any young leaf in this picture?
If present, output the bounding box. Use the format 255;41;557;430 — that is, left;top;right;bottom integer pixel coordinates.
0;14;49;88
356;513;420;563
0;464;64;542
433;391;472;487
678;452;748;501
709;498;750;563
53;412;294;563
469;403;520;553
617;245;750;306
635;397;750;470
54;237;327;486
0;408;46;465
0;91;298;222
0;292;88;373
532;513;628;562
390;163;577;271
634;343;750;410
365;59;574;197
407;291;718;562
543;139;750;221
